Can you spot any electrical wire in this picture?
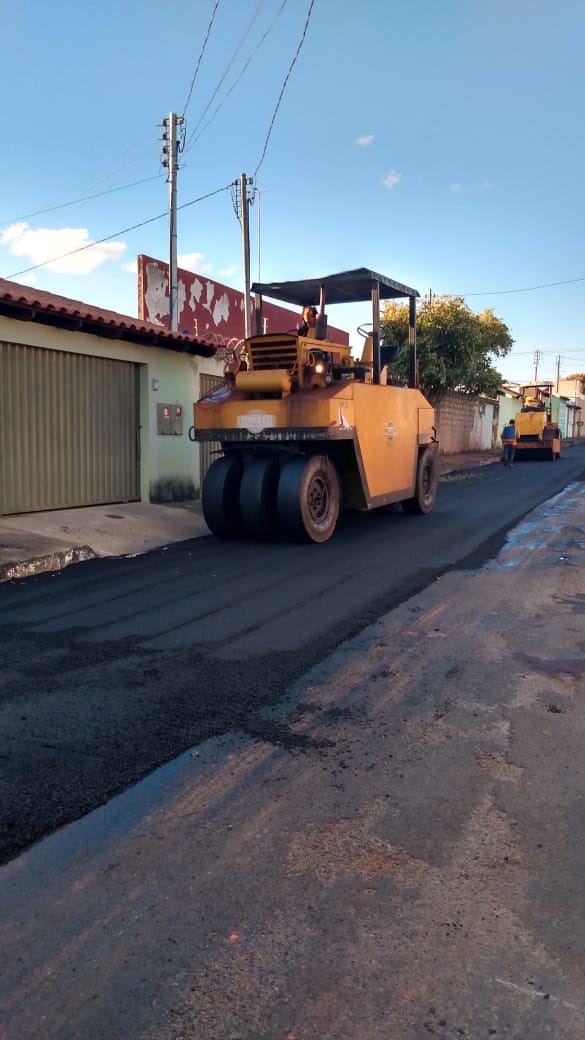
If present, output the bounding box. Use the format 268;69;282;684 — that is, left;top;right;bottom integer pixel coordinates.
181;0;222;120
511;349;585;357
253;0;316;179
187;0;289;149
5;183;232;280
18;131;160;218
452;274;585;297
0;176;163;229
230;180;241;224
184;0;267;151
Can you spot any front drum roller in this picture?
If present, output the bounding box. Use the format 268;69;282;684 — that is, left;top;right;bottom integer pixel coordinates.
277;454;341;543
201;455;244;539
240;456;281;539
402;446;438;515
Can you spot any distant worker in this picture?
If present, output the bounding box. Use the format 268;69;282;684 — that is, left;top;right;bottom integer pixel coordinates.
501;418;518;468
298;304;328;340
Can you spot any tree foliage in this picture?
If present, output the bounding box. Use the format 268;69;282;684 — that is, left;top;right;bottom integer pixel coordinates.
381;295;513;397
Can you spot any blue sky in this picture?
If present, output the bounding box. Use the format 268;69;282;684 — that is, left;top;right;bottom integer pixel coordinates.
1;0;584;384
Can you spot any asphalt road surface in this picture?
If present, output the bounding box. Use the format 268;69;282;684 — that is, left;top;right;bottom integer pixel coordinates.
1;448;585;869
1;449;585;1040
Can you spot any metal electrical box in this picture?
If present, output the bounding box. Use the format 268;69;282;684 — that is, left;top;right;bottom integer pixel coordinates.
171;404;184;436
157;403;172;435
157;403;184;436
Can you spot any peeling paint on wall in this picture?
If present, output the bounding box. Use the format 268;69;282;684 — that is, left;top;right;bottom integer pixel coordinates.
142;262;168;326
138;255;350;347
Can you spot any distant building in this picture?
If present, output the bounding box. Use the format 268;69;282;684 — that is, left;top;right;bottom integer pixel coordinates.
557;378;585;438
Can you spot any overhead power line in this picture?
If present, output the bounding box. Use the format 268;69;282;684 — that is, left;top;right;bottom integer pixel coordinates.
511;349;585;357
253;0;316;179
14;130;160;221
181;0;222;119
187;0;289;150
454;274;585;297
0;176;163;229
184;0;267;151
5;183;232;280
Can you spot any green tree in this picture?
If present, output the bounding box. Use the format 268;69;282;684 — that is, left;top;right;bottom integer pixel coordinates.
381;295;513;397
567;372;585;394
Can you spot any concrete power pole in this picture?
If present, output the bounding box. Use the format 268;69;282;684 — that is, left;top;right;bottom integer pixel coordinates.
238;173;254;338
534;349;541;382
161;113;184;331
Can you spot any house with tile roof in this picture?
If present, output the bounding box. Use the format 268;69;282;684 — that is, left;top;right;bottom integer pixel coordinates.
0;279;224;515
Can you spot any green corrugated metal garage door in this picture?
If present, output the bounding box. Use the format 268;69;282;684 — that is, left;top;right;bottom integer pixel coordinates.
0;341;140;514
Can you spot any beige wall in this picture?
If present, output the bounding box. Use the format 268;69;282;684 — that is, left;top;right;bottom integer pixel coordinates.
0;315;224;501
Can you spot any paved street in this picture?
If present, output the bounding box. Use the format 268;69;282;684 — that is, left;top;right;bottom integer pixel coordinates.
1;452;585;1039
0;448;583;868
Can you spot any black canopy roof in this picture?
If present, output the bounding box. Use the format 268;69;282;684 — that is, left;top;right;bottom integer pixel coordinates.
251;267;419;307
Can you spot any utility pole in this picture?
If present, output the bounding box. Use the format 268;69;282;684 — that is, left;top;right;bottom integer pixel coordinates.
534;349;541;382
236;173;254;338
556;354;561;392
161;113;184;331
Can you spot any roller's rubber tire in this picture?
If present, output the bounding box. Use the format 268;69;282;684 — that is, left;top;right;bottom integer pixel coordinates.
202;455;244;539
240;456;281;539
277;454;340;543
402;447;438;515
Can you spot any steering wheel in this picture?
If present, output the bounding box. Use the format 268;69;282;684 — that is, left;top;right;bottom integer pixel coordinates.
357;322;402;363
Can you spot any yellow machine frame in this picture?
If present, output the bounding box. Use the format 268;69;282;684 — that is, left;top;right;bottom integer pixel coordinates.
514;384;562;461
192;268;438;542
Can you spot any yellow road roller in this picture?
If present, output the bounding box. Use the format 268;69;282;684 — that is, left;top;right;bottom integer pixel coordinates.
192;268;438;543
514;383;562;461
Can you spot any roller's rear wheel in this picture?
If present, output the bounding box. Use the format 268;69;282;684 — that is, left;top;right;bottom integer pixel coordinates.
277;454;340;543
402;447;438;515
240;456;281;539
202;455;244;538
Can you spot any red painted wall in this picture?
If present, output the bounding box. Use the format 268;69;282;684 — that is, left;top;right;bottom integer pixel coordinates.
137;255;349;346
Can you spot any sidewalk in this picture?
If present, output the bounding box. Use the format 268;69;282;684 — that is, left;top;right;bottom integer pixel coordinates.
0;500;211;583
0;452;500;583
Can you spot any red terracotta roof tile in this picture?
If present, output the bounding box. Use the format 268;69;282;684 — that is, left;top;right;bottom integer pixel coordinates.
0;278;216;356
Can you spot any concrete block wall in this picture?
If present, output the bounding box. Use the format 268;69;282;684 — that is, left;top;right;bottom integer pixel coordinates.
432;390;497;453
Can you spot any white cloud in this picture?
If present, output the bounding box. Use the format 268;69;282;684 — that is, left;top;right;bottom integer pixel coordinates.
122;260;137;274
219;265;237;278
356;134;374;147
178;251;213;275
450;179;494;194
0;222;126;275
383;170;402;189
